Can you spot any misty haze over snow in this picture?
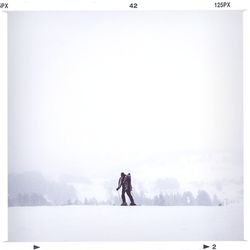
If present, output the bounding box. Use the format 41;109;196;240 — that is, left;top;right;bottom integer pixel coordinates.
8;149;242;205
8;11;243;206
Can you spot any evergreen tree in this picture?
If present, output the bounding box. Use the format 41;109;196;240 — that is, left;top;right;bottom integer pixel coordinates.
196;190;212;205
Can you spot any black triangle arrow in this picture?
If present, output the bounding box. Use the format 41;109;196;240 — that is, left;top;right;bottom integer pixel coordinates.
203;245;209;249
33;245;40;250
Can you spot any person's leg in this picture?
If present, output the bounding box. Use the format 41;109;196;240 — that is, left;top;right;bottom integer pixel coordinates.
126;190;135;204
121;189;127;204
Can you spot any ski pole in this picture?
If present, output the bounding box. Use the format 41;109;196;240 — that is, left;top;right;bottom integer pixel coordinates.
117;189;121;203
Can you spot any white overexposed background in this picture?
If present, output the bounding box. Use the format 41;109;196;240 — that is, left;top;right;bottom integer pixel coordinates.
8;11;243;202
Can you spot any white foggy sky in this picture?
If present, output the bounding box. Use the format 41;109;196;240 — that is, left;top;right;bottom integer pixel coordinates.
8;11;243;199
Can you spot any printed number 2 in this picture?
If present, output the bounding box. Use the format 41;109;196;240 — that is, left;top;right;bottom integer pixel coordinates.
129;3;138;8
212;244;216;249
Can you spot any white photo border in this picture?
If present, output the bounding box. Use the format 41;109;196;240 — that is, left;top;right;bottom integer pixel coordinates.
0;0;249;250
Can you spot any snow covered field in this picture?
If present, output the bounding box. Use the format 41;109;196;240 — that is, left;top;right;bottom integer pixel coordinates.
8;205;243;241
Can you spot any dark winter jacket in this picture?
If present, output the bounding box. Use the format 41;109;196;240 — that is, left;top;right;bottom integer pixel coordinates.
118;174;132;192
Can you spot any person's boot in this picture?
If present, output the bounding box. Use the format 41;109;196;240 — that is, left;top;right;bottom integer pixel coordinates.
121;202;128;206
130;202;136;206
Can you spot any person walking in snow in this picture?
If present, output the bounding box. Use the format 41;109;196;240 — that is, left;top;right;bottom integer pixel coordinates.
116;172;136;206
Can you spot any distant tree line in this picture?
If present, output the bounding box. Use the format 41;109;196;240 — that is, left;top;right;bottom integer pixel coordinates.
110;190;223;206
8;172;77;206
9;193;50;206
8;190;222;207
8;172;224;207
